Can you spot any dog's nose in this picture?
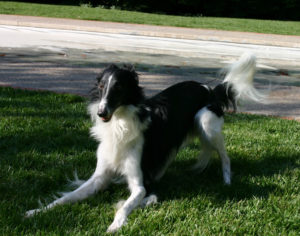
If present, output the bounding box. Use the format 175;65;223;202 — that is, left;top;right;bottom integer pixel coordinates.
97;109;108;118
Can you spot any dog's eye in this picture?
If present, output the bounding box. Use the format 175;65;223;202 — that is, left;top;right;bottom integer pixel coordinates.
98;84;104;90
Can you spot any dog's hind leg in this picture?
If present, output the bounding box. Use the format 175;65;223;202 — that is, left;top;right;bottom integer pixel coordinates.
194;107;231;185
191;144;214;172
211;131;231;185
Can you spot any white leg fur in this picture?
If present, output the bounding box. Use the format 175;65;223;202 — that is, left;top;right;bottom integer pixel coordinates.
116;194;158;211
25;138;146;227
25;167;112;217
194;107;231;185
107;152;146;233
25;145;113;218
191;145;213;172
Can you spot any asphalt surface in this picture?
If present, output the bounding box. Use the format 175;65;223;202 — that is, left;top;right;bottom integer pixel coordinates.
0;14;300;120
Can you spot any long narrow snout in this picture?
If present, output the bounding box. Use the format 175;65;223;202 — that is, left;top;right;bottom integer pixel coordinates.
98;100;112;122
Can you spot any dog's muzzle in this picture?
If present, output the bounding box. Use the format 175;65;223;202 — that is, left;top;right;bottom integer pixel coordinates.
97;108;112;122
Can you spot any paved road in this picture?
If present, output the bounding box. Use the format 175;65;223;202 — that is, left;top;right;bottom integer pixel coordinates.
1;25;300;66
0;16;300;120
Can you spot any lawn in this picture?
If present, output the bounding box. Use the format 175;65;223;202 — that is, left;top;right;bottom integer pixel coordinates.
0;87;299;235
1;1;300;36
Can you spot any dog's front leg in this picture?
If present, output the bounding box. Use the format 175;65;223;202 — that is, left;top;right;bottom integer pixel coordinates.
25;163;112;217
107;155;146;233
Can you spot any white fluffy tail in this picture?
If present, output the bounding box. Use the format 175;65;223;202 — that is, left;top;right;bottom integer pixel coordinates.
223;53;267;103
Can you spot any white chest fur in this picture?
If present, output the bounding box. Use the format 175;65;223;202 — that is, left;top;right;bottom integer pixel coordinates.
88;103;149;171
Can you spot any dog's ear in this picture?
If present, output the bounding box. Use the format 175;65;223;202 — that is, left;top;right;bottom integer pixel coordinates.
107;64;119;70
123;64;135;72
123;64;139;84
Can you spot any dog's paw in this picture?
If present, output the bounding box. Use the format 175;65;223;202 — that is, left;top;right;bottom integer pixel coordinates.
223;170;231;185
140;194;158;208
224;175;231;185
24;209;41;218
106;214;127;233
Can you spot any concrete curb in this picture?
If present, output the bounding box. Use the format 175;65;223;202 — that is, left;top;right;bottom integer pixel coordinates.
1;14;300;48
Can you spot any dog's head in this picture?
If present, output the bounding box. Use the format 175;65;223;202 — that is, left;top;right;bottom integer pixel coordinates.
91;64;144;122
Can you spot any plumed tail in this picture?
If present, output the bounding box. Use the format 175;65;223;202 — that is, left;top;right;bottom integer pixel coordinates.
213;52;268;112
223;52;267;103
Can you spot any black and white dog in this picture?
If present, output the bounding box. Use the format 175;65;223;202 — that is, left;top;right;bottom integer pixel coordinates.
26;53;265;232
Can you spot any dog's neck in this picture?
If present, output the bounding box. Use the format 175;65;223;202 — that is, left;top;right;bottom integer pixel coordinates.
129;86;146;106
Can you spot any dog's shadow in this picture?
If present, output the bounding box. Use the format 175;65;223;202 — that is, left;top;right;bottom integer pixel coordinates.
149;153;299;203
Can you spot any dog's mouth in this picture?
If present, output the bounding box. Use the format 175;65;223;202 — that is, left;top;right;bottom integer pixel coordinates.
101;115;112;122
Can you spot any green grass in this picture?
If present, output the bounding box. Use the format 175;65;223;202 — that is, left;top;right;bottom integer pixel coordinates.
1;1;300;36
1;87;300;235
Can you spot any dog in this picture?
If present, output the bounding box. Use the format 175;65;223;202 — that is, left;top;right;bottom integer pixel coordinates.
25;53;265;232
